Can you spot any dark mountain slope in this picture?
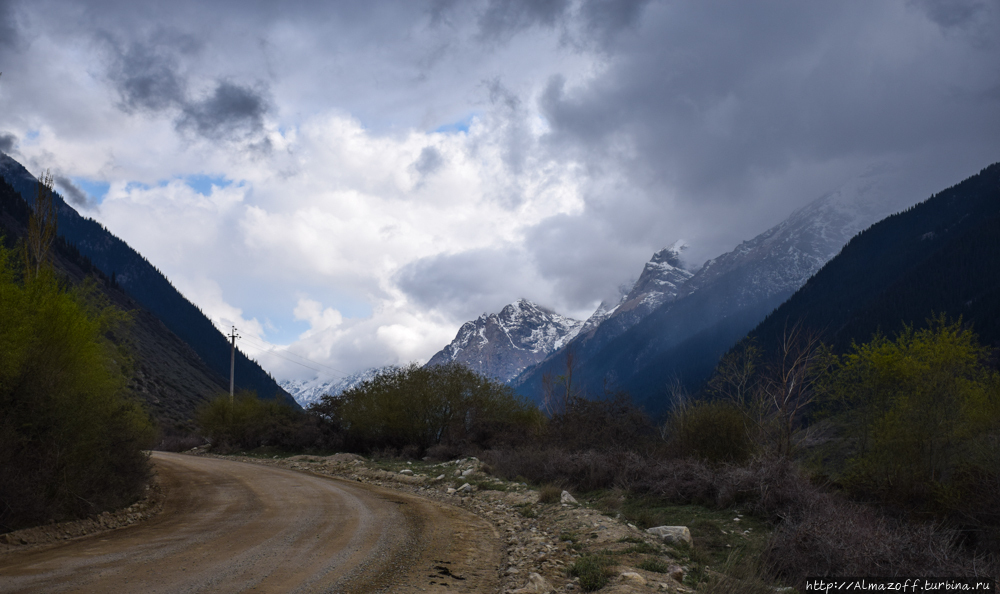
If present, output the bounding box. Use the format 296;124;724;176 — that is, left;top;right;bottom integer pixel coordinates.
746;162;1000;355
0;176;232;430
0;154;295;410
513;171;913;409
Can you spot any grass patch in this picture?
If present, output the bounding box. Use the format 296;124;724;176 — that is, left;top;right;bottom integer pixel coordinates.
514;503;538;518
599;495;769;567
621;542;661;555
568;554;617;592
696;549;776;594
636;558;672;573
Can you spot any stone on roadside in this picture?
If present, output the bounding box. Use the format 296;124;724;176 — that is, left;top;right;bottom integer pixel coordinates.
668;565;685;583
399;469;413;475
619;571;647;586
646;525;692;546
461;468;475;477
560;490;578;505
457;482;473;492
511;572;554;593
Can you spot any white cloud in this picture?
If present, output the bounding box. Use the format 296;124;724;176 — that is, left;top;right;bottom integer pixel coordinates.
2;0;999;383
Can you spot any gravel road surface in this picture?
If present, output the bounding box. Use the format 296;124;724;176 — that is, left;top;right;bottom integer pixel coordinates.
0;452;501;593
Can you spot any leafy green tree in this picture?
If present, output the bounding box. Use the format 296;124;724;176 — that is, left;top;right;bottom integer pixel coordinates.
312;362;543;454
0;245;155;532
828;317;1000;511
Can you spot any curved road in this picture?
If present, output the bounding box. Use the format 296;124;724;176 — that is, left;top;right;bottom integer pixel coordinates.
0;452;501;593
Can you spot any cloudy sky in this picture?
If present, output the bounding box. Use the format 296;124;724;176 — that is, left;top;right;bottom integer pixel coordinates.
1;0;999;382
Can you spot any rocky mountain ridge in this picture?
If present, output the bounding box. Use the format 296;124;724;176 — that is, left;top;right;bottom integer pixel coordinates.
425;299;583;382
511;166;924;408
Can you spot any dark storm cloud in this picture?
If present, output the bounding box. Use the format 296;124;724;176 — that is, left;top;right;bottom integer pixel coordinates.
395;247;538;321
523;211;658;308
177;80;270;141
0;132;15;153
484;78;529;177
472;0;652;47
413;146;444;176
579;0;649;32
0;0;18;54
538;1;1000;215
478;0;569;40
54;175;95;209
104;32;270;143
110;40;187;112
909;0;985;28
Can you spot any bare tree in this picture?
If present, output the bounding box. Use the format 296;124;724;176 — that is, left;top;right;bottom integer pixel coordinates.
25;170;57;280
761;321;829;456
541;348;578;417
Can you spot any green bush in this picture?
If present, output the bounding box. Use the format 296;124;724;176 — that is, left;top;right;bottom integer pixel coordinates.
568;554;616;591
0;248;154;532
310;362;543;454
197;390;317;451
827;318;1000;516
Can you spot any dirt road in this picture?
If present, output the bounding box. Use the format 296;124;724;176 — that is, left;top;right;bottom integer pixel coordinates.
0;452;501;593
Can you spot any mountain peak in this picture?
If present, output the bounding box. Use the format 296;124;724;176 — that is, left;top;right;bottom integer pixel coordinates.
425;299;583;382
650;240;687;268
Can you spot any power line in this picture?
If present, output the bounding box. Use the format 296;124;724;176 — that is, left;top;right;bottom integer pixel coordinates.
236;333;352;377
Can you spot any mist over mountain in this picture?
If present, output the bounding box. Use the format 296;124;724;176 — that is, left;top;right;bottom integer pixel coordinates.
0;153;296;412
511;167;923;411
746;162;1000;357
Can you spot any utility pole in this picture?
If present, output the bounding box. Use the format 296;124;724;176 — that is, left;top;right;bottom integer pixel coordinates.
229;326;240;403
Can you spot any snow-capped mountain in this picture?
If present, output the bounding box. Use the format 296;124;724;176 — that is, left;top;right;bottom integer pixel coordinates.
280;367;379;408
513;165;925;406
425;299;583;382
677;166;916;307
576;242;693;343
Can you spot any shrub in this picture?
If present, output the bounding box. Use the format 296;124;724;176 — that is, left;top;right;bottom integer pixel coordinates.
547;390;655;451
538;484;562;504
636;558;671;573
568;554;616;591
310;362;543;454
197;390;317;451
666;400;754;464
0;249;155;532
826;318;1000;517
425;443;464;462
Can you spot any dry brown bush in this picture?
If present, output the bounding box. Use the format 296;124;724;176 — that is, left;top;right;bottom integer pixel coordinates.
538;484;562;503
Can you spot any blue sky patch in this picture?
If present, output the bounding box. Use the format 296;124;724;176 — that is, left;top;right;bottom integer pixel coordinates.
185;174;232;196
71;177;110;203
434;113;478;134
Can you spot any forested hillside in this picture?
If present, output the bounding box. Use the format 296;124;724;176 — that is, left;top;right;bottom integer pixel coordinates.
746;162;1000;355
0;176;235;430
0;154;295;409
